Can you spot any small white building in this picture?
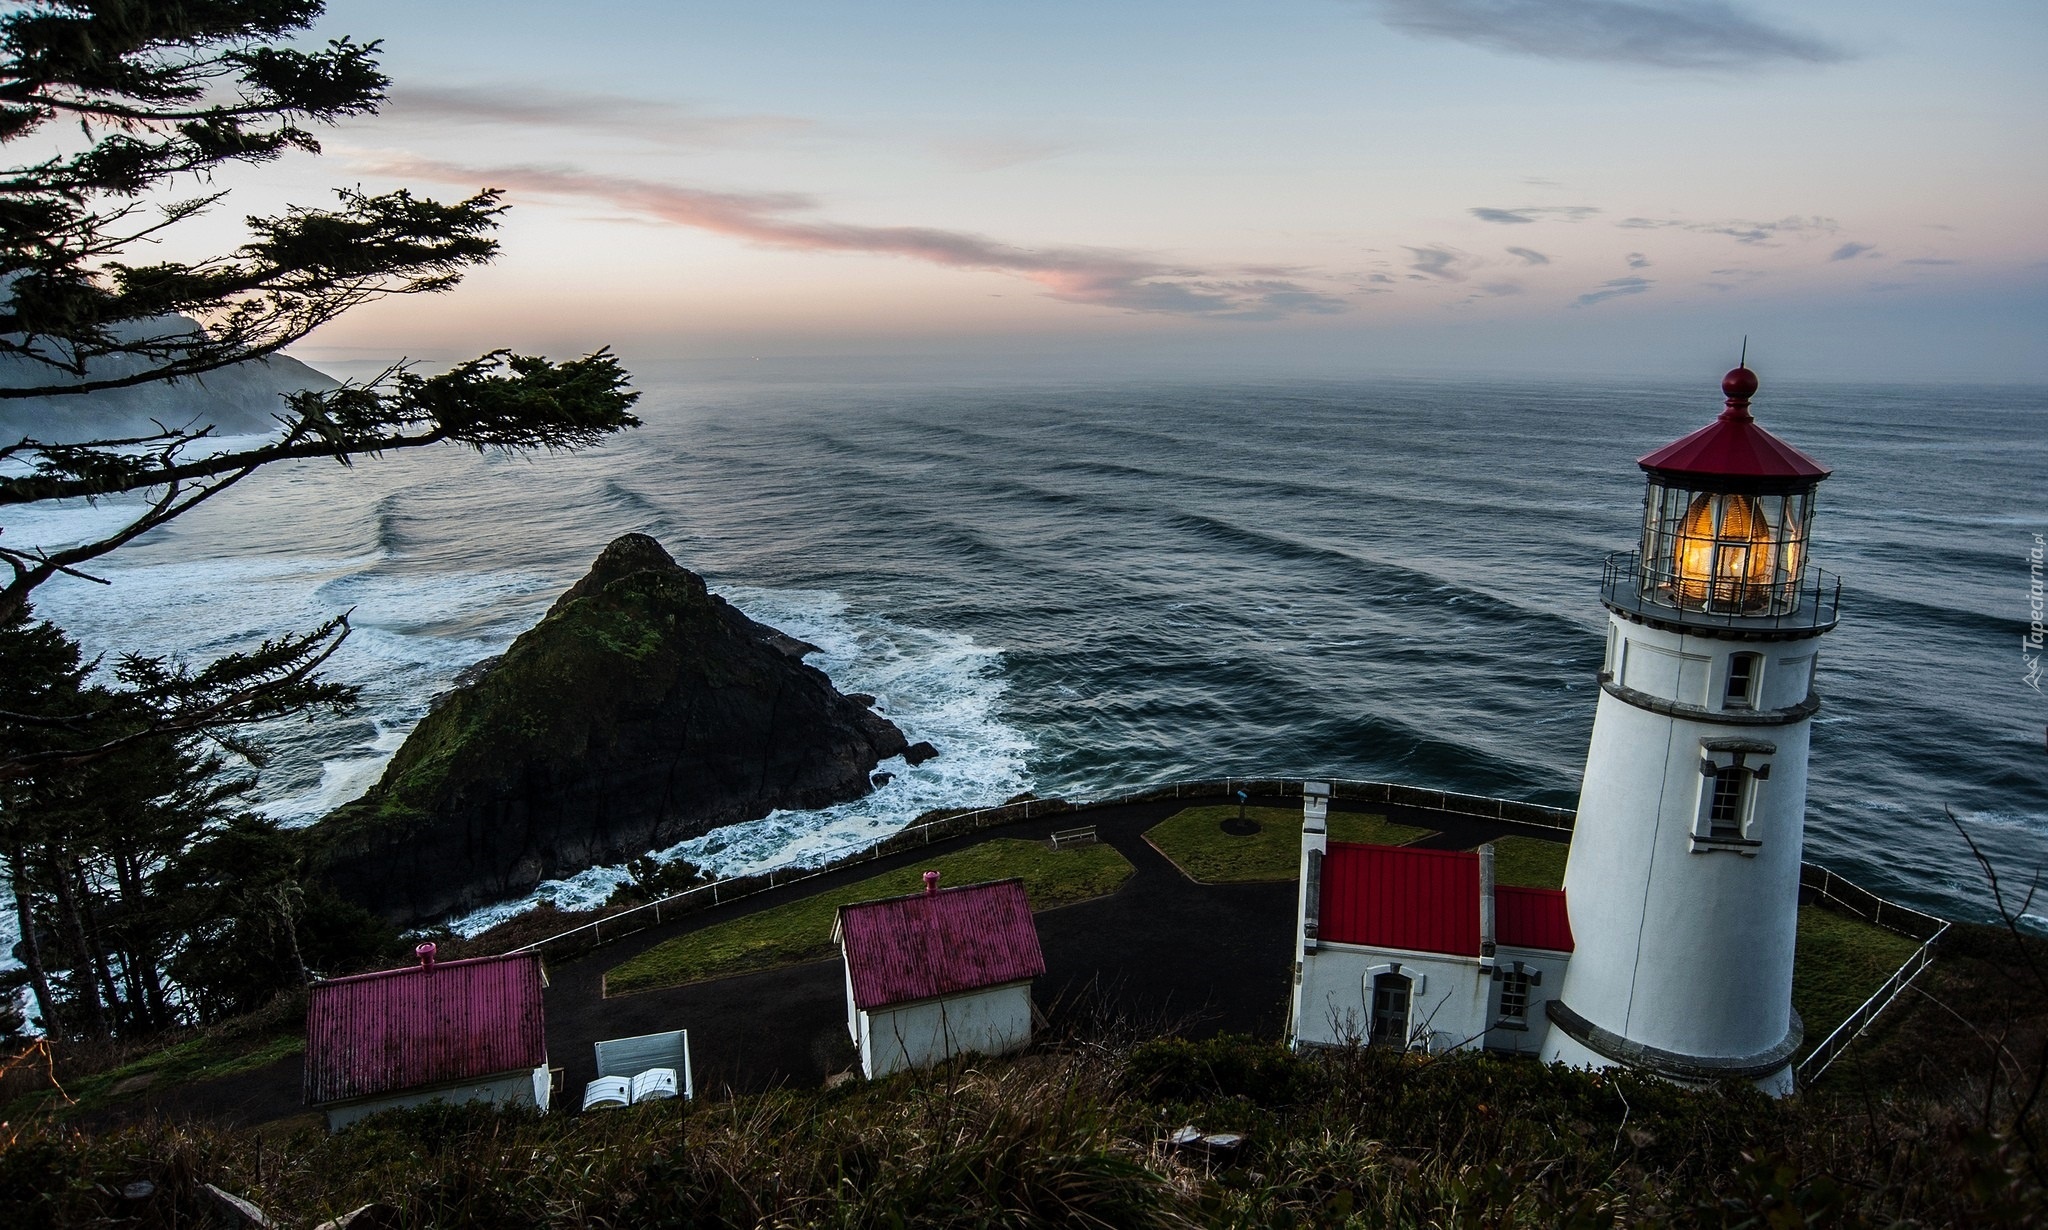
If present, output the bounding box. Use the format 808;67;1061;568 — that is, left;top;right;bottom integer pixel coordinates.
1289;790;1573;1055
304;944;551;1132
835;873;1046;1079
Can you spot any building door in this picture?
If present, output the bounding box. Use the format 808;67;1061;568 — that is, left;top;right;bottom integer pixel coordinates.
1370;972;1411;1047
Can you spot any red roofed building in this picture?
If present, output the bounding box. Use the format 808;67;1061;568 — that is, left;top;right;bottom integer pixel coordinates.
834;873;1045;1079
305;944;551;1130
1288;787;1573;1056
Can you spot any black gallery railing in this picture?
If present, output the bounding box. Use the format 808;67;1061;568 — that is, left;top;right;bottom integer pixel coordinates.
1601;551;1842;633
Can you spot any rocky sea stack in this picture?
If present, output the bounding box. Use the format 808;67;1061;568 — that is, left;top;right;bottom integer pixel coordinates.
308;534;910;925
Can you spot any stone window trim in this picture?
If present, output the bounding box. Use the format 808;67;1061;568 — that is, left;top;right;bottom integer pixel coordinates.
1488;960;1543;986
1694;738;1774;853
1492;962;1542;1030
1365;962;1425;996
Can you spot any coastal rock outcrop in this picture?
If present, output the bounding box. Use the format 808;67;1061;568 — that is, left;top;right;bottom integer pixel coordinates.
308;534;909;925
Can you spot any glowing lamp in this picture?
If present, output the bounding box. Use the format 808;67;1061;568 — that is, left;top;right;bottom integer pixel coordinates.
1673;493;1777;608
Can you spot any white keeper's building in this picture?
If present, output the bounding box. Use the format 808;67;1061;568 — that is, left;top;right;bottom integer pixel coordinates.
835;872;1046;1080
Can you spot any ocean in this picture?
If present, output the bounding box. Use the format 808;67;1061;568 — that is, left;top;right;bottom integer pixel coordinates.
10;362;2045;935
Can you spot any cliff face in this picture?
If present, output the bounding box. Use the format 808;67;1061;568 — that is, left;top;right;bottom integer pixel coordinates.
309;534;908;925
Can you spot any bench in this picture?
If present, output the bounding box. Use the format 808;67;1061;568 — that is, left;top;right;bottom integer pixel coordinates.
1049;826;1098;849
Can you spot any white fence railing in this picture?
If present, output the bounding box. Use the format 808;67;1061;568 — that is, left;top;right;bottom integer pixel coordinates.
1795;926;1948;1087
1793;863;1952;1086
504;774;1580;961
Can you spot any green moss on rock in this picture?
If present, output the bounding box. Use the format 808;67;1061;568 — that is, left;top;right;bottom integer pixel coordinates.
307;535;908;925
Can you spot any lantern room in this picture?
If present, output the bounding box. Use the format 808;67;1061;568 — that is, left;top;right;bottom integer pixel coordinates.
1611;367;1835;625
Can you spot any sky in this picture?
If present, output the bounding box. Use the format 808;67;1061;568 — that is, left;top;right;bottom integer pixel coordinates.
201;1;2048;382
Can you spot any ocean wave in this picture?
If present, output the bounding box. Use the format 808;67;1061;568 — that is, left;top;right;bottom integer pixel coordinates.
25;530;560;824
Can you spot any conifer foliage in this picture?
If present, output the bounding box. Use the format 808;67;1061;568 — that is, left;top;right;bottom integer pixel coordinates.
0;2;642;1039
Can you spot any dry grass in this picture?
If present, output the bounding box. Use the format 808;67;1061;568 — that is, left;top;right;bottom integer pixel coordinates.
6;1025;2040;1228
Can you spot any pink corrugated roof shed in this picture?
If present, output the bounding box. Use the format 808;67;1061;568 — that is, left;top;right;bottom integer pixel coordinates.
837;877;1045;1012
304;949;547;1105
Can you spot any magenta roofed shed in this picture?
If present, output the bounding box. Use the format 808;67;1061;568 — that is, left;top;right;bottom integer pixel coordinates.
836;875;1046;1012
834;873;1049;1080
304;944;550;1128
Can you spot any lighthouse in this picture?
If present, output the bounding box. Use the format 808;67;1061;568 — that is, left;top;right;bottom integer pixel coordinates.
1540;365;1839;1095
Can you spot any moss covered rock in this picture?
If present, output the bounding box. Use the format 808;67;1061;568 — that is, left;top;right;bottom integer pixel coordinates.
307;535;907;925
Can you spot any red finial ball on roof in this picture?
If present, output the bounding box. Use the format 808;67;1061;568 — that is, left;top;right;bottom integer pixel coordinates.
1722;366;1759;400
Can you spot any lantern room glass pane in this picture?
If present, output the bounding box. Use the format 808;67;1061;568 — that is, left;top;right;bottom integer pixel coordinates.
1637;479;1813;615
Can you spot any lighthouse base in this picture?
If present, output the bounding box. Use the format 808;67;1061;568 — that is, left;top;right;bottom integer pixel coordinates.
1542;1001;1801;1096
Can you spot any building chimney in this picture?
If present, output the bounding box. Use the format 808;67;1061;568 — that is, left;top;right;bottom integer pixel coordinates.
923;870;940;897
416;941;437;970
1301;780;1330;835
1478;844;1496;959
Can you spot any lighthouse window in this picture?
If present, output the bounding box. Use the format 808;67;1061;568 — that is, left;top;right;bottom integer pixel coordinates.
1498;971;1531;1022
1707;767;1748;840
1725;653;1761;708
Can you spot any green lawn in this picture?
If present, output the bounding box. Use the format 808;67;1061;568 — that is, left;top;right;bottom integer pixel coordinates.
1483;835;1570;889
1792;905;1925;1053
1144;805;1433;884
605;838;1134;995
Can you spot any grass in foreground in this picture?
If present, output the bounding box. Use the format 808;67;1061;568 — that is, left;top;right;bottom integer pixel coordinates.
7;1023;2039;1229
1790;903;1924;1052
1482;834;1570;889
1145;805;1431;884
605;838;1132;995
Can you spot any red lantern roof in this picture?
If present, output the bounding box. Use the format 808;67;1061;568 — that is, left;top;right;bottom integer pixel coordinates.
1637;367;1830;483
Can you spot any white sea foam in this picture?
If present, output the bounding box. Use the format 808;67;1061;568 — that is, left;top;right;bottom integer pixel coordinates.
26;542;561;824
441;586;1031;937
11;491;1031;945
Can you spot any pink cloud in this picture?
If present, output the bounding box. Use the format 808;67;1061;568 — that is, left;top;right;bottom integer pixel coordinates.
367;156;1349;320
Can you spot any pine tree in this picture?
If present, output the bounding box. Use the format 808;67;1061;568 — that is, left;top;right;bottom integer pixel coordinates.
0;1;641;774
0;2;640;1034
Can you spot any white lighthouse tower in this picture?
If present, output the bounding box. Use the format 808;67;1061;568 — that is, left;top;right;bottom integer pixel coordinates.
1541;365;1838;1095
